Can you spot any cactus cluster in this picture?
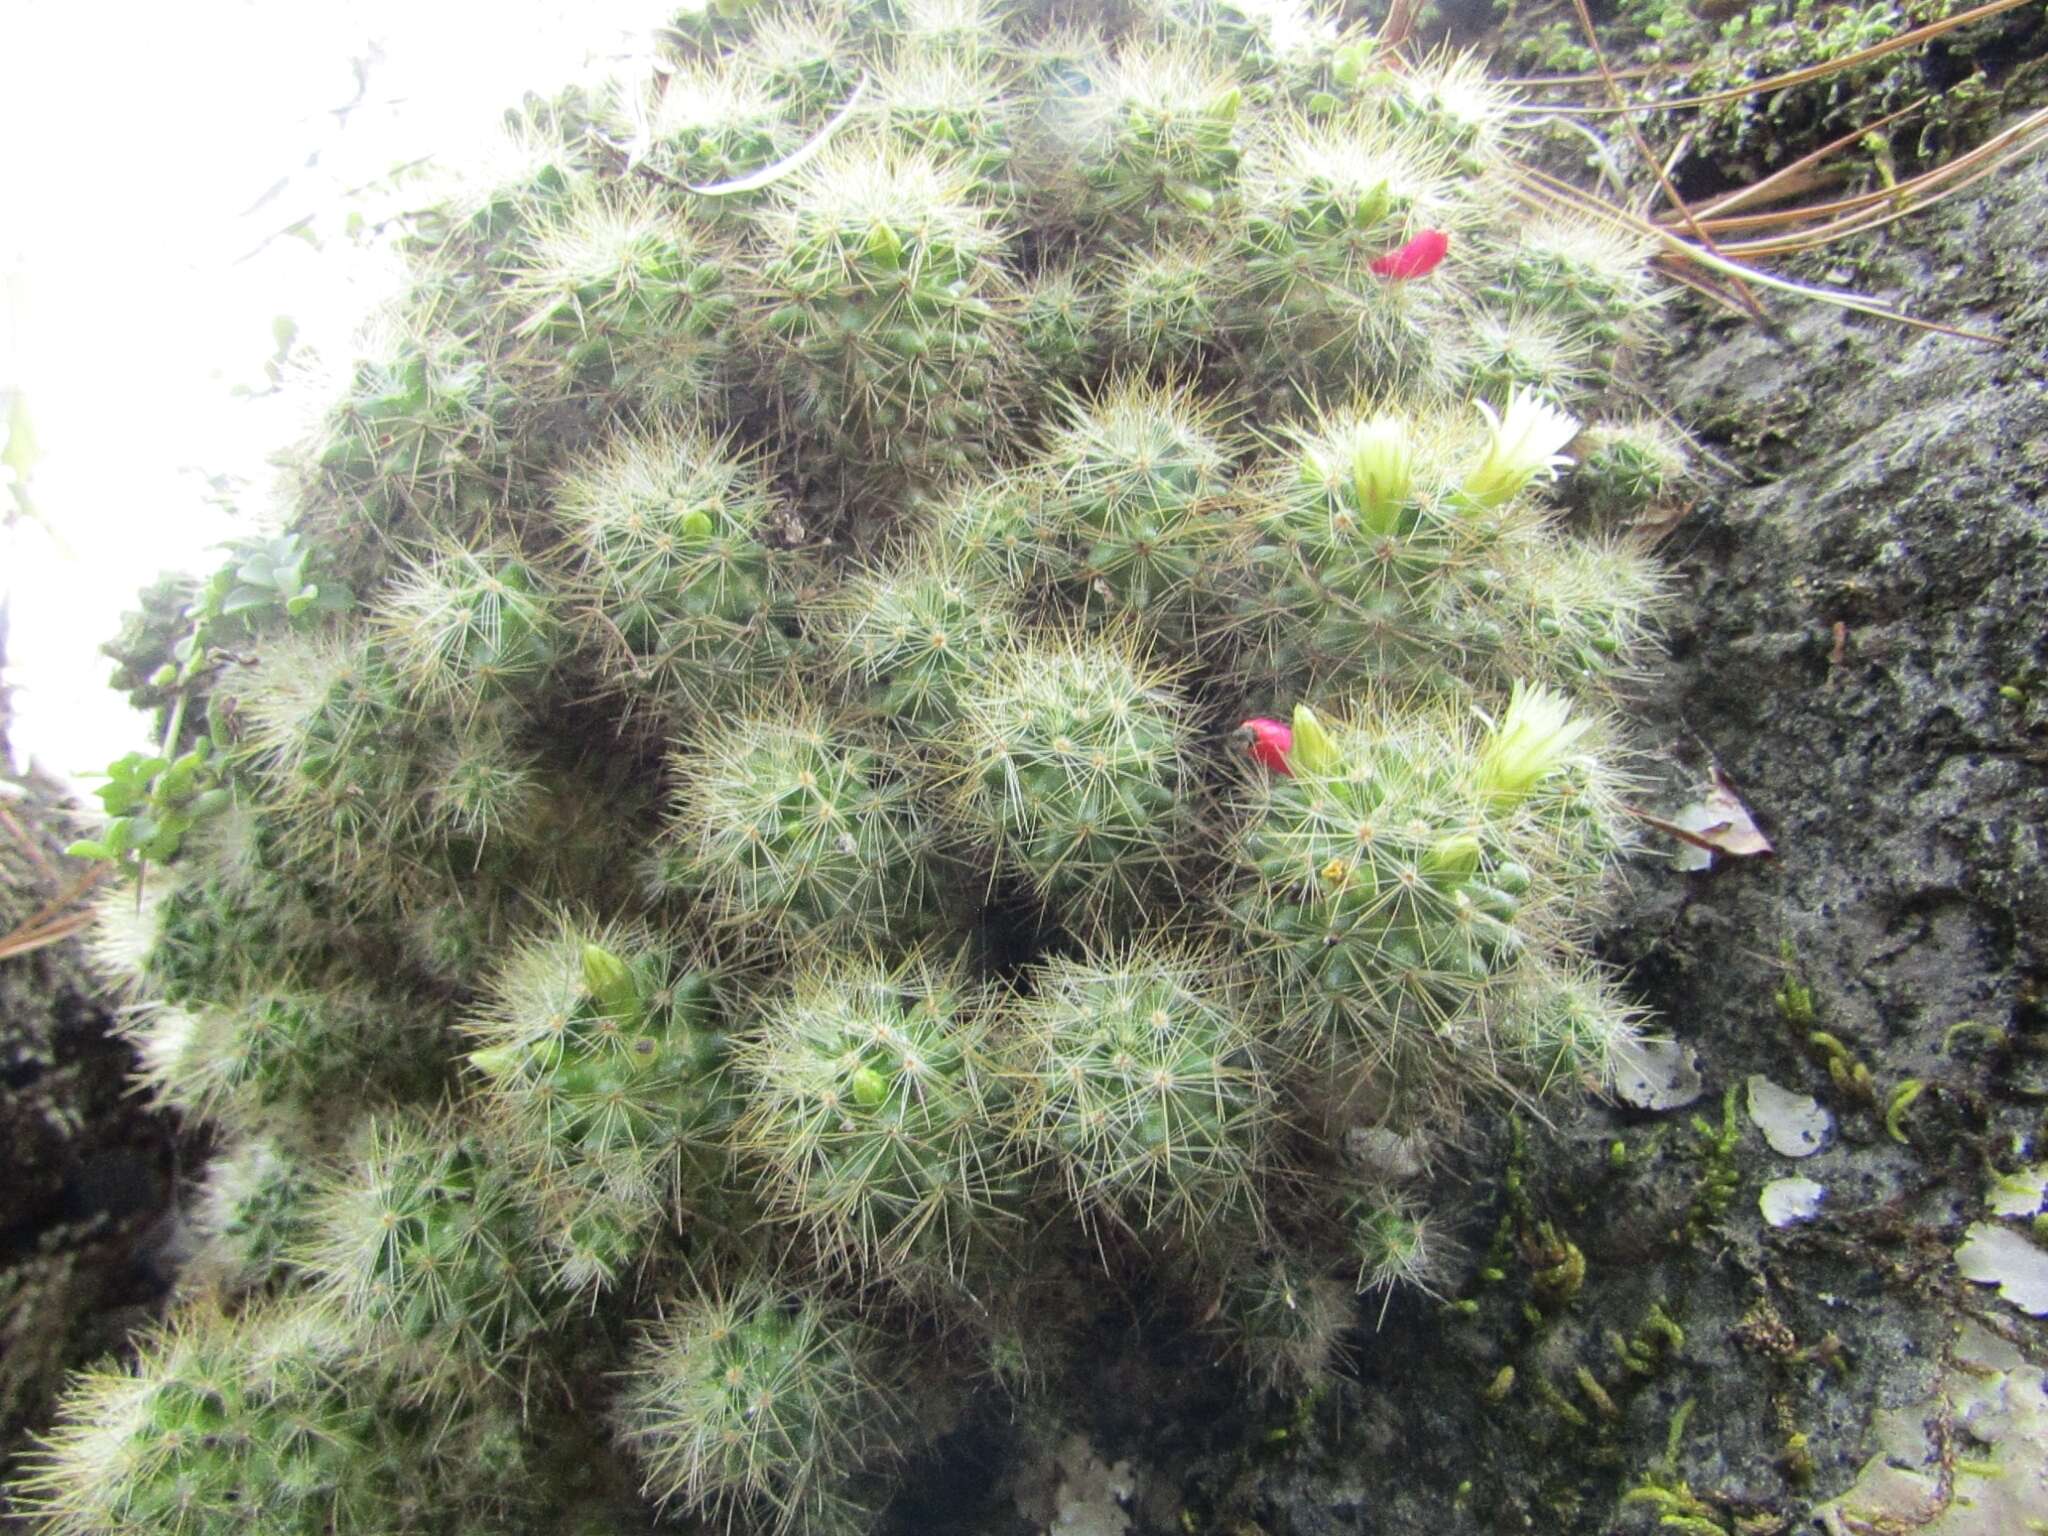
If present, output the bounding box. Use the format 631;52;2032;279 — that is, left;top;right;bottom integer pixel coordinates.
25;3;1689;1532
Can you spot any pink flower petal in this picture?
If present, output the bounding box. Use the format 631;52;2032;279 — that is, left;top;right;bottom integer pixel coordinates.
1370;229;1449;280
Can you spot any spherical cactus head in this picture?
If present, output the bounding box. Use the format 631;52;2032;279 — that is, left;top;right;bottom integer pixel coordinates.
498;182;737;416
1036;375;1237;641
191;1136;320;1290
1215;1248;1354;1396
1454;309;1589;404
735;948;1018;1291
1230;395;1483;691
1500;217;1659;353
372;541;561;712
830;550;1019;727
658;701;943;950
739;5;859;119
950;629;1197;936
1505;953;1651;1098
546;419;798;712
1233;694;1531;1061
302;1112;546;1358
1102;234;1239;371
1018;259;1103;392
1573;417;1694;524
1017;938;1274;1241
15;1303;373;1536
616;1276;905;1535
464;911;733;1291
867;45;1019;199
756;141;1021;491
1068;40;1249;236
1385;48;1519;168
910;475;1065;595
1236;106;1469;391
1348;1188;1456;1309
643;56;792;191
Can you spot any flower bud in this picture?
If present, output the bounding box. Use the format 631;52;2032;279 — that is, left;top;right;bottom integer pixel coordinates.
582;943;641;1022
1240;717;1293;775
1289;705;1342;776
1370;229;1449;280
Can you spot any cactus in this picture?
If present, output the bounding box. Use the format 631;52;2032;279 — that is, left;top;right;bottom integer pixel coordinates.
830;551;1018;726
1033;376;1237;643
13;1301;529;1536
300;1113;547;1363
1062;41;1249;238
1348;1187;1455;1304
733;950;1015;1289
1230;690;1623;1098
1236;105;1470;392
498;182;738;416
464;917;733;1290
544;418;799;710
126;982;436;1131
1013;938;1272;1239
753;143;1020;493
616;1277;904;1534
26;6;1691;1531
946;630;1194;933
1101;233;1238;371
656;701;943;948
190;1136;323;1291
1572;416;1695;524
737;950;1024;1286
1213;1248;1354;1396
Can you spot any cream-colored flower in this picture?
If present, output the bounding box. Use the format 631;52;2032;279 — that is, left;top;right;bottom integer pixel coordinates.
1476;681;1590;803
1348;416;1415;533
1463;389;1580;508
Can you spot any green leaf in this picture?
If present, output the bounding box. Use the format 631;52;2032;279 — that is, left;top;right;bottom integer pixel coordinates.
157;758;200;801
64;839;113;861
189;788;234;820
221;585;277;615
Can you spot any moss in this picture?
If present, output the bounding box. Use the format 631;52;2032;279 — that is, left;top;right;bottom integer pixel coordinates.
1500;0;2048;187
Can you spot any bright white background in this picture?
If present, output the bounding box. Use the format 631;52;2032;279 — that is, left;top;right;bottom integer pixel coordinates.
2;0;668;784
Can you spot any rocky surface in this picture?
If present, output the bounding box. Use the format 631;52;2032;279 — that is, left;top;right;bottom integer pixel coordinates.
0;685;178;1496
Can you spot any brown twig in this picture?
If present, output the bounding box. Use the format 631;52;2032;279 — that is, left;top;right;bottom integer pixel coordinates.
0;862;110;965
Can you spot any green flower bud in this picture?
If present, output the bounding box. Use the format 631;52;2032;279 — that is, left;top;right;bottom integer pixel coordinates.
1289;704;1342;776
